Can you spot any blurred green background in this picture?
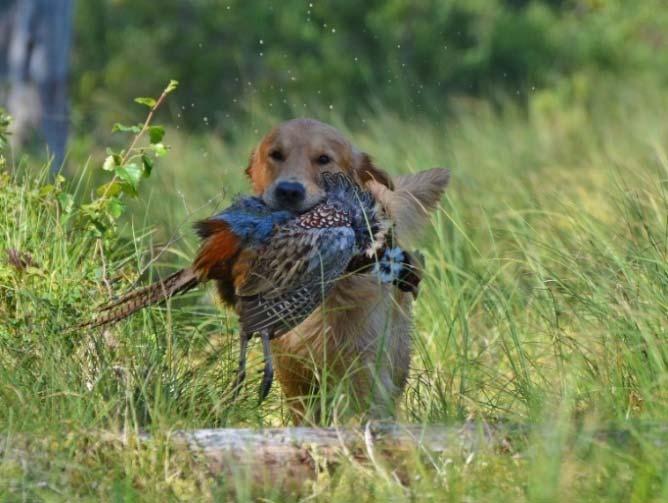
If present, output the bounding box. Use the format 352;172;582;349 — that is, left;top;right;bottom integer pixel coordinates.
70;0;666;137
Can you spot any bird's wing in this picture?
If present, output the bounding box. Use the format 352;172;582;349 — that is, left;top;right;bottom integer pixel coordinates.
235;224;355;297
237;285;325;338
235;224;356;337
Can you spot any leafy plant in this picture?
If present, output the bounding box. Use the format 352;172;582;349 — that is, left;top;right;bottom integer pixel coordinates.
75;80;179;238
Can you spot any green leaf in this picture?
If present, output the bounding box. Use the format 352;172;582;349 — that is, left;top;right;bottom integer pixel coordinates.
102;153;123;171
107;199;125;218
134;97;157;108
96;181;123;198
112;123;141;134
141;154;154;177
115;163;143;196
153;143;168;157
39;184;56;197
57;192;74;214
102;155;116;171
165;80;179;94
148;125;165;144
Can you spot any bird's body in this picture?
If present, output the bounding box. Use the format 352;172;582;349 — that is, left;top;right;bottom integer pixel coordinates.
85;173;418;400
198;173;391;338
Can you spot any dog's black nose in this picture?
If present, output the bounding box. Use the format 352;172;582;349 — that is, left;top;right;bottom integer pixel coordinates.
274;181;306;207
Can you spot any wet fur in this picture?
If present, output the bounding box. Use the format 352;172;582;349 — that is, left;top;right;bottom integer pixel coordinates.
245;118;449;422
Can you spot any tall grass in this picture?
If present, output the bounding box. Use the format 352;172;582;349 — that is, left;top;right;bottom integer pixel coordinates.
2;75;668;499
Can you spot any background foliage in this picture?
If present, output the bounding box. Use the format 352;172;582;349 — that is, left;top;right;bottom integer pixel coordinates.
72;0;668;134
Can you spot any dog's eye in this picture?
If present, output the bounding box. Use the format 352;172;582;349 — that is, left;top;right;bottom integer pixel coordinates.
269;150;285;161
317;154;331;165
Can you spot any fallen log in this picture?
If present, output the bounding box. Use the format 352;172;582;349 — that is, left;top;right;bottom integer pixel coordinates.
156;422;517;490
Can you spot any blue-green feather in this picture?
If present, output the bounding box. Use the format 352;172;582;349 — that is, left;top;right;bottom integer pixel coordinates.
206;197;294;244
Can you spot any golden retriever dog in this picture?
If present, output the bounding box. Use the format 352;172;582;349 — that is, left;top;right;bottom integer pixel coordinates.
245;118;449;422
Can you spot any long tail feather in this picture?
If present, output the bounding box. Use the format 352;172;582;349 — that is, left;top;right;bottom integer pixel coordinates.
78;268;200;330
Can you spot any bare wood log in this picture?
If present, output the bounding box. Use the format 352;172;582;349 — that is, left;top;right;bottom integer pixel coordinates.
152;422;517;490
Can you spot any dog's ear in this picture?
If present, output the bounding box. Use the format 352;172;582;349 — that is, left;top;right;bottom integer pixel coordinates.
245;148;268;195
244;149;256;181
356;153;394;190
367;168;450;245
245;148;256;179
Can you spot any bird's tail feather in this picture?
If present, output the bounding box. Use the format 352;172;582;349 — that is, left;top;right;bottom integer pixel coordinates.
78;268;200;330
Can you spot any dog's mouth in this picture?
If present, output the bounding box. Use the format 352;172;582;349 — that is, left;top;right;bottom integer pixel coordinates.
263;189;325;214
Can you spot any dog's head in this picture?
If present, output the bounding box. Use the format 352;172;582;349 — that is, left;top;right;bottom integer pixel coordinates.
246;118;393;212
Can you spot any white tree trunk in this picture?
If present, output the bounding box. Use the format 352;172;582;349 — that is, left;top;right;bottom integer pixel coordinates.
2;0;73;173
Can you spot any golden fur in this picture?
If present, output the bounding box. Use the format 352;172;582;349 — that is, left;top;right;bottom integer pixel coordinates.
245;118;449;422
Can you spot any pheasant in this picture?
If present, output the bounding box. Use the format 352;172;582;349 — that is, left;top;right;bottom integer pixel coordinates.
82;172;420;400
